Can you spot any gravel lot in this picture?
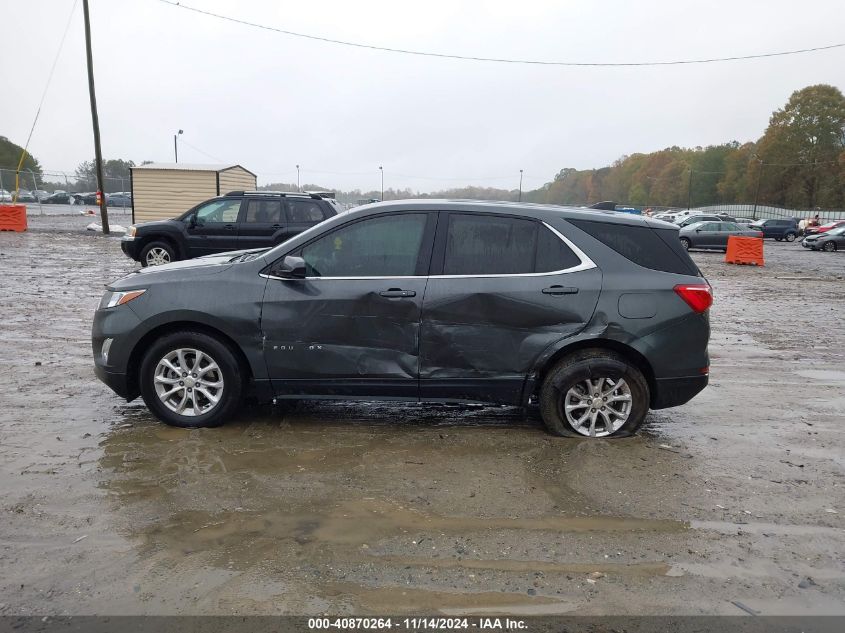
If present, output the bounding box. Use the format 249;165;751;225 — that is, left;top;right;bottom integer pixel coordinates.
0;218;843;616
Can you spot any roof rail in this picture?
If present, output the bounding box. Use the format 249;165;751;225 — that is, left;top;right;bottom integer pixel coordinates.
225;190;322;200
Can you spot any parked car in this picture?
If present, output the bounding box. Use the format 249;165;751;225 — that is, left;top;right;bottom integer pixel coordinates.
0;189;13;202
678;221;763;251
734;217;755;226
13;189;36;202
120;191;339;267
802;225;845;252
94;200;712;436
676;214;737;228
32;190;51;201
803;220;845;237
748;218;799;241
107;192;132;207
42;191;79;205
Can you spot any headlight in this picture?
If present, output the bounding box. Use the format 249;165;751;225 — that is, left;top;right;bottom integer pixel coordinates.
99;289;146;309
127;225;137;237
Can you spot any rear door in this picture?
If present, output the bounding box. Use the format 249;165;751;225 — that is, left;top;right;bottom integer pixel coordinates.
418;212;601;405
695;222;721;247
285;198;330;240
237;198;286;250
184;198;242;257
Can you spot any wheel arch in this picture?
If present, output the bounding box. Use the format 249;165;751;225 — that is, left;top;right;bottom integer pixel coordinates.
138;233;183;260
532;338;656;405
125;320;253;398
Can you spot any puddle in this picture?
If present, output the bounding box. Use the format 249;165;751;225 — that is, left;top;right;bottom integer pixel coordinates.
320;583;575;615
795;369;845;383
692;520;844;536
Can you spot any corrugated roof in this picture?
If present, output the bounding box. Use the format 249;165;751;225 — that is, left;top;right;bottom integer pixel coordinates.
132;163;234;172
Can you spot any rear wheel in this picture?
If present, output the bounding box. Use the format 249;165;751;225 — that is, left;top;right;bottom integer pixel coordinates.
139;331;244;428
140;240;176;267
823;241;837;252
679;237;691;250
539;350;650;438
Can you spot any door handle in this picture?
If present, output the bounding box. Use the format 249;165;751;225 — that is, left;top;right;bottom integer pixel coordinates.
379;288;416;298
542;285;578;295
224;224;235;230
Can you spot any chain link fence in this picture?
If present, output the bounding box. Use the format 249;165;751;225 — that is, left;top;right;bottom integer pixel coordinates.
0;167;132;215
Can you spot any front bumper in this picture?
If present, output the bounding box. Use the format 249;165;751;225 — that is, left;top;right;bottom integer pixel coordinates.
93;363;137;400
92;304;143;401
120;235;141;260
651;374;709;409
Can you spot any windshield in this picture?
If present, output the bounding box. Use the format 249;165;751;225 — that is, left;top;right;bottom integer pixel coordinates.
826;226;845;236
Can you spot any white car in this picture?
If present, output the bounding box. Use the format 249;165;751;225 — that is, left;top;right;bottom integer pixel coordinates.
0;189;13;202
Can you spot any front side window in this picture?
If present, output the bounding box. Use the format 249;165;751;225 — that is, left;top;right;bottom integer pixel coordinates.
195;199;241;224
299;213;428;277
244;200;283;224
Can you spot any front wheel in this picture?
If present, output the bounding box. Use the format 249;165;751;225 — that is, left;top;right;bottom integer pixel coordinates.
140;240;176;267
139;331;244;428
679;237;691;251
539;350;650;438
785;232;796;242
823;241;837;252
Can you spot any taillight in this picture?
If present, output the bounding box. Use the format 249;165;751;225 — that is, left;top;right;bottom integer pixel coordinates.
755;231;763;238
674;283;713;313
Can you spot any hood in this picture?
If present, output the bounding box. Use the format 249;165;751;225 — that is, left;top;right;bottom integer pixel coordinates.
134;218;181;230
109;254;235;290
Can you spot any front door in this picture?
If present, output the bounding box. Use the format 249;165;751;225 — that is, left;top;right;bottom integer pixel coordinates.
185;198;242;257
418;212;602;405
260;212;436;399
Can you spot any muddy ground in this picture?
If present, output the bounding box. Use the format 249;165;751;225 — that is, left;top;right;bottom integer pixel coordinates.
0;218;843;616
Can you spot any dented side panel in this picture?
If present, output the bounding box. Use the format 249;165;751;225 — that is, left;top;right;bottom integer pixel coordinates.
418;268;602;402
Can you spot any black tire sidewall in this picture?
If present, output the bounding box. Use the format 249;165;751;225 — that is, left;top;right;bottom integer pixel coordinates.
140;241;176;267
680;238;690;250
540;352;650;438
139;331;243;428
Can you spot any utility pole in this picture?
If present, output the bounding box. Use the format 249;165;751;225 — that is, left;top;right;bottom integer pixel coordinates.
687;168;693;210
174;129;183;162
82;0;109;233
296;164;300;191
752;157;763;220
379;166;383;201
519;169;523;202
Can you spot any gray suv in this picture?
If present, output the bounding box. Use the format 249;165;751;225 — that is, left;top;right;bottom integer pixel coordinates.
92;200;711;438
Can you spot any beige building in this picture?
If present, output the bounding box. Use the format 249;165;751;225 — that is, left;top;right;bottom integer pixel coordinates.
130;163;257;223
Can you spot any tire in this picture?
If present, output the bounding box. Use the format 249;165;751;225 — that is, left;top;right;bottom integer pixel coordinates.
139;331;244;428
822;241;837;252
775;237;783;242
140;240;176;267
539;349;650;439
679;237;691;251
785;232;796;242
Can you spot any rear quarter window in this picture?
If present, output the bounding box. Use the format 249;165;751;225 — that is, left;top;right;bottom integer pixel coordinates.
568;219;699;276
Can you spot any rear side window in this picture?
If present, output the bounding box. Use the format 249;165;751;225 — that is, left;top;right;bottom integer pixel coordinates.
287;200;326;223
568;219;699;276
442;214;580;275
244;200;283;224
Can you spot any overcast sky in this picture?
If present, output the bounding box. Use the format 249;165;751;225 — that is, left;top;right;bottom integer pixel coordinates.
2;0;844;191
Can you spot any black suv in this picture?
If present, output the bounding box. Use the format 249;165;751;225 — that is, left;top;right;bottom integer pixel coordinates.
749;218;799;241
94;200;711;438
121;191;341;266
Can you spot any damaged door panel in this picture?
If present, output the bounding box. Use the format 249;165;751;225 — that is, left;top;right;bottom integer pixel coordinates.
419;212;601;404
260;212;436;399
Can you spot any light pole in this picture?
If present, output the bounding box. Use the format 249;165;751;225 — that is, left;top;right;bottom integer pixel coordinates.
687;167;693;210
296;164;300;192
752;154;764;220
379;166;383;201
174;129;183;163
519;169;523;202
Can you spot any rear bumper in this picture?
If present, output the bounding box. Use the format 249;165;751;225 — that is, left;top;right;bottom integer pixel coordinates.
651;374;708;409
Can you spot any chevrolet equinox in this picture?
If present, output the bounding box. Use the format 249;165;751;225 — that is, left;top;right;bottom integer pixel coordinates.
93;200;711;438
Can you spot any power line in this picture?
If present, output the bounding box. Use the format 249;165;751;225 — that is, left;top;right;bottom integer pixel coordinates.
178;138;225;162
157;0;845;67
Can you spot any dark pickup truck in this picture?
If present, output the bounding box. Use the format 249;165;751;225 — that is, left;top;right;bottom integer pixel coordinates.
121;191;342;266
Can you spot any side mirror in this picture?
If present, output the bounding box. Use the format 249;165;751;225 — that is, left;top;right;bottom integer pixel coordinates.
187;214;199;228
695;228;701;233
276;255;306;279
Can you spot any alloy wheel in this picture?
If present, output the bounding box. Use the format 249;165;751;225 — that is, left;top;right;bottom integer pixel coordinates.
562;377;632;437
146;247;171;266
153;348;225;417
823;242;836;252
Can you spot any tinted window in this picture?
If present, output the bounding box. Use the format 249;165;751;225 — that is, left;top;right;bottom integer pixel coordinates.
244;200;283;224
444;215;535;275
299;213;427;277
288;200;326;223
722;222;740;231
569;219;699;276
196;199;241;223
535;224;581;272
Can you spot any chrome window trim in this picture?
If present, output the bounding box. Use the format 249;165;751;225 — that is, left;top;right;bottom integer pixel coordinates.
261;220;596;281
